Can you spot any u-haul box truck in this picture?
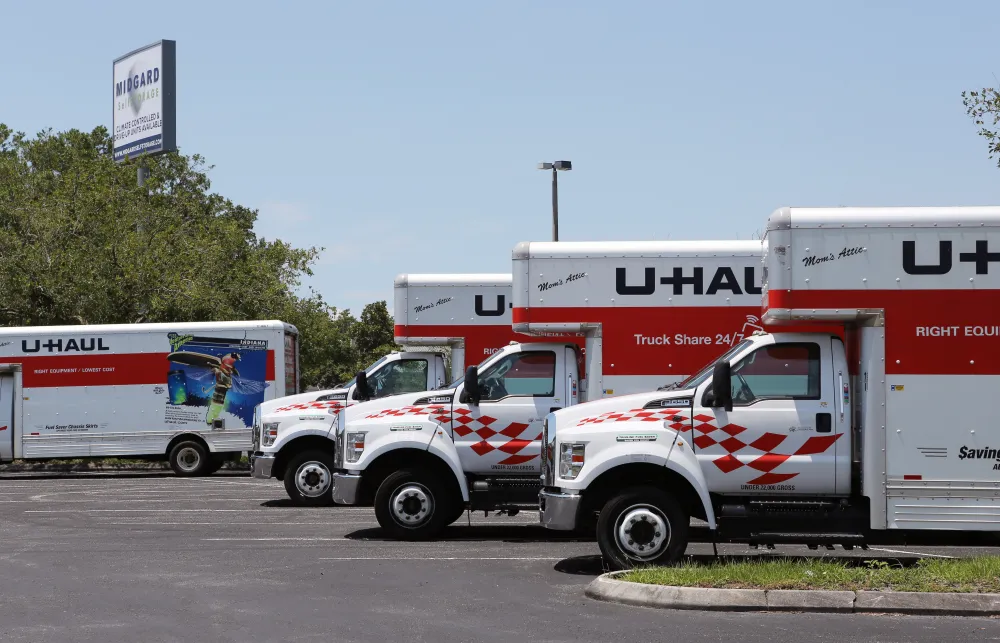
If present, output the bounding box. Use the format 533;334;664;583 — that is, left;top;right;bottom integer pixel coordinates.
327;241;780;541
0;320;298;476
540;207;1000;569
251;273;582;505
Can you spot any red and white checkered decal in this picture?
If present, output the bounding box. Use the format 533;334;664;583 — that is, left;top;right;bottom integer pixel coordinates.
365;406;541;466
276;400;345;413
576;407;842;486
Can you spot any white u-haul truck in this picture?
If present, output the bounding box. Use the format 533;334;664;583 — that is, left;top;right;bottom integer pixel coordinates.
540;206;1000;569
0;320;299;476
252;274;574;505
329;241;779;540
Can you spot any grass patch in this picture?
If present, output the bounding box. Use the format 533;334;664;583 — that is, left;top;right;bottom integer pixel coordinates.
620;557;1000;593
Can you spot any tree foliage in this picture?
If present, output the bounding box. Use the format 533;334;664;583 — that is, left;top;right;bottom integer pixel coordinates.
0;124;396;389
962;87;1000;167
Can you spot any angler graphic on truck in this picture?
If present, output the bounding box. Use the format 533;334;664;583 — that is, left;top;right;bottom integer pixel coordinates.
165;333;269;429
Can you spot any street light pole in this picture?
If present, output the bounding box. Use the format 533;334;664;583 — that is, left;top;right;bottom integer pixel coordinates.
551;166;559;242
538;160;572;242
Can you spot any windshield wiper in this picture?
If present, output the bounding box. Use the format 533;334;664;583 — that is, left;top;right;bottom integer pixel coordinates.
657;381;684;391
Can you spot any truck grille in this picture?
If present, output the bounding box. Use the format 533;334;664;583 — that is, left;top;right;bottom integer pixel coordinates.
252;407;261;450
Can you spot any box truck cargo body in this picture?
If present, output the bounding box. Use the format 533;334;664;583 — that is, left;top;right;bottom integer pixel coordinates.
512;241;767;398
0;320;298;475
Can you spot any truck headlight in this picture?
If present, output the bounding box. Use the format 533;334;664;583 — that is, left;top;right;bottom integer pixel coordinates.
346;432;367;463
559;442;585;479
262;422;279;447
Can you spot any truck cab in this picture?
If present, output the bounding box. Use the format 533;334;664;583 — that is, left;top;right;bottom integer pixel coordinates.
251;351;447;505
331;341;581;539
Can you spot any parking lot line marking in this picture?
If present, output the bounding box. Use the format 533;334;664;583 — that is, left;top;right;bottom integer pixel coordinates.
868;547;955;559
106;522;377;526
203;537;349;541
26;509;276;513
319;557;563;561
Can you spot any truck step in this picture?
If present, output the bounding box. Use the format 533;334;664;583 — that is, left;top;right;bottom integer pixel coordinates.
748;532;866;545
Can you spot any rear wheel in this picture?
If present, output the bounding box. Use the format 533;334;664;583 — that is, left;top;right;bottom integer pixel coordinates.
169;441;211;477
374;469;456;540
596;486;689;570
283;450;336;506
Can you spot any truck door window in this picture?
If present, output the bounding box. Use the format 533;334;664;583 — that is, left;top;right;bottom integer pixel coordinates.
370;359;428;397
478;351;556;401
730;343;820;405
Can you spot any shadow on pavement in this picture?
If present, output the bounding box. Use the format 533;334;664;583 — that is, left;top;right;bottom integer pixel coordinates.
344;524;596;543
554;555;607;576
550;551;930;577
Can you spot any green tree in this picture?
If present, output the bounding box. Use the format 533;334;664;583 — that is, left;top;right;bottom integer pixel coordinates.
962;87;1000;167
0;123;398;390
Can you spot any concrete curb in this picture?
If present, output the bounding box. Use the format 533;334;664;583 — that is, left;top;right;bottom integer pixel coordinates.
586;572;1000;616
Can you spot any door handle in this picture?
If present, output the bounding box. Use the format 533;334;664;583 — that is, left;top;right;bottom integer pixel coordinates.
550;407;562;413
816;412;832;433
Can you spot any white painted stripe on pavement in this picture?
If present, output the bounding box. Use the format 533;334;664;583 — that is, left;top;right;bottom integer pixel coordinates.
203;537;349;541
868;547;955;559
319;557;562;561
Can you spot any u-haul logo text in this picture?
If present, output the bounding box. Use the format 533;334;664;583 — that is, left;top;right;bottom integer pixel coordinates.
903;240;1000;275
22;338;111;353
615;266;761;296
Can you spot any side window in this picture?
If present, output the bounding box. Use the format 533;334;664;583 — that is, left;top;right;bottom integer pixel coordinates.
371;359;428;398
730;343;820;405
479;351;556;401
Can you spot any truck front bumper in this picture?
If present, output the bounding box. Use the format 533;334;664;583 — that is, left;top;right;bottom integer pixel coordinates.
538;488;581;531
251;453;275;479
332;472;362;505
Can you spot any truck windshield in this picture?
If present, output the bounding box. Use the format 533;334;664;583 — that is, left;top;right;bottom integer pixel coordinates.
342;355;391;389
435;351;499;390
672;340;751;390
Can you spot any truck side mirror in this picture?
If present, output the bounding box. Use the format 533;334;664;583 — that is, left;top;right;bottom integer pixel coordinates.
711;361;733;412
353;370;371;401
459;365;480;405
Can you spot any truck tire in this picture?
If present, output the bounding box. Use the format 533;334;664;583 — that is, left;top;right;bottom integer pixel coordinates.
374;469;456;540
596;486;688;570
283;450;336;506
169;441;211;477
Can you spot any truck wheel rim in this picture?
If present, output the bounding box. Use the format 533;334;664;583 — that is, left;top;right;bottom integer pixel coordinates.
615;504;670;560
295;462;331;497
176;447;202;472
390;483;434;528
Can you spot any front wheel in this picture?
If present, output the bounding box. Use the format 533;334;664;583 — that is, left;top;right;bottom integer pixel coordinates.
596;486;689;570
283;450;336;506
374;469;456;540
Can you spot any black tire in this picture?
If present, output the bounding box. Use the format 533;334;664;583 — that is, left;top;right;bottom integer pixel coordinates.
596;486;689;570
168;440;211;477
446;505;467;526
374;468;456;540
282;450;336;506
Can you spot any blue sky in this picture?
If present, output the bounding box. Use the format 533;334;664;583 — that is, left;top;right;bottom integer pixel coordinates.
3;1;999;315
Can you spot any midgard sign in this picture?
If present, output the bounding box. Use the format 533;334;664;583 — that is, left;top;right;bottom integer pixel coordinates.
112;40;176;163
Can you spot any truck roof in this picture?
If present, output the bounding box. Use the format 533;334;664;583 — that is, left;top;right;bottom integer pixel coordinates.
513;240;761;259
0;320;296;336
394;273;512;287
767;206;1000;232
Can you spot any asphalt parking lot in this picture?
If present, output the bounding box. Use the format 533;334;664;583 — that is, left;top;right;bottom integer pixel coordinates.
1;473;998;643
